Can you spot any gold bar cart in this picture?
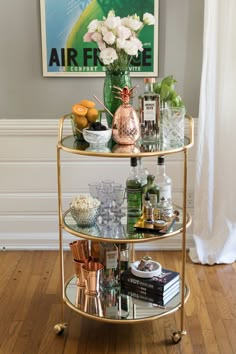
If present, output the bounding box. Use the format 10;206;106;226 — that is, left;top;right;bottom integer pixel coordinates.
55;114;194;344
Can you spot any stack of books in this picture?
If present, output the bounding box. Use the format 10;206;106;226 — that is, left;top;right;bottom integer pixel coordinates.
120;267;180;307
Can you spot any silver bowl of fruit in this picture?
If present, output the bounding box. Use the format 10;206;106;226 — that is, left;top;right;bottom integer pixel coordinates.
83;122;112;146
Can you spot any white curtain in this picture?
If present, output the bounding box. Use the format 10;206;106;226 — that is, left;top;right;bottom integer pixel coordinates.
189;0;236;264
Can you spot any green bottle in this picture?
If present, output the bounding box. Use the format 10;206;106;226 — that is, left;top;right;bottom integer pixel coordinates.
126;157;142;217
142;174;159;206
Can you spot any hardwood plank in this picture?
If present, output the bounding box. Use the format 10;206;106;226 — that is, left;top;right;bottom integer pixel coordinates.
0;250;235;354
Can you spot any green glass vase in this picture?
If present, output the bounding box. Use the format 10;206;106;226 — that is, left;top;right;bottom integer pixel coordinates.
103;69;132;128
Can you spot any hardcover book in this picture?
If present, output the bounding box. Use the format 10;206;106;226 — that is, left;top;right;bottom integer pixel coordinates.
121;282;180;306
120;267;180;294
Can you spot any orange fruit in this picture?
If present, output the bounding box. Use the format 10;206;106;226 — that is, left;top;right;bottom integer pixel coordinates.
86;108;99;122
72;103;88;116
79;99;96;109
74;115;88;129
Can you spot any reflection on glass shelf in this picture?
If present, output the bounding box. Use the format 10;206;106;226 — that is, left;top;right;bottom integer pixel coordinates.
61;135;191;155
65;276;188;322
63;206;188;241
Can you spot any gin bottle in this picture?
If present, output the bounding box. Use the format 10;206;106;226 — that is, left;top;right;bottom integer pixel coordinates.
126;157;142;217
137;157;149;186
156;156;172;203
139;78;160;142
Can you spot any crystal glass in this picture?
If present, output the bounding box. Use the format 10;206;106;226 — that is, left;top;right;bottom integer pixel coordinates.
160;107;185;149
88;182;101;199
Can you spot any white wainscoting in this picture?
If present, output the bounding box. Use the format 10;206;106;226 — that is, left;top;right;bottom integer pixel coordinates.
0;118;197;250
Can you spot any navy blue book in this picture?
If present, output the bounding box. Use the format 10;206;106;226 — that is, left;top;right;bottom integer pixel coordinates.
121;282;180;306
120;267;180;294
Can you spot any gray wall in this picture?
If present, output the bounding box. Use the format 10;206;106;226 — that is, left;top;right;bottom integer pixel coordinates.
0;0;204;120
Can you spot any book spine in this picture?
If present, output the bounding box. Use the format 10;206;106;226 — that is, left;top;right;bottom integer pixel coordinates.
121;275;165;293
121;287;166;306
121;282;179;298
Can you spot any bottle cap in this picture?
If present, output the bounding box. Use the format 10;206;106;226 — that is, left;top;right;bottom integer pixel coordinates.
130;157;137;166
158;156;165;165
144;77;156;84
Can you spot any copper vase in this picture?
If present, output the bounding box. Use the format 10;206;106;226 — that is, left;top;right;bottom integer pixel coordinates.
112;104;141;145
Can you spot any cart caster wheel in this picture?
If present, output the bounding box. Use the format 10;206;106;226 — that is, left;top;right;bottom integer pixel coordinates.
172;331;182;344
54;323;68;335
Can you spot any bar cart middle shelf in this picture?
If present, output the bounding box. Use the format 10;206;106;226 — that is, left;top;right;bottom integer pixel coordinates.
56;114;194;344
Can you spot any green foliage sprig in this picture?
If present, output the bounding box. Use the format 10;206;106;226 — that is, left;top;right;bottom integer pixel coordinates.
153;75;185;108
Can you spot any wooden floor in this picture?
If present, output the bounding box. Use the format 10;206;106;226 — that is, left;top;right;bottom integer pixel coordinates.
0;250;236;354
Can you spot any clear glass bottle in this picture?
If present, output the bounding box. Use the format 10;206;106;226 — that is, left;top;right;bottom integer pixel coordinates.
139;78;160;142
156;156;172;205
126;157;142;217
100;243;119;288
137;157;149;186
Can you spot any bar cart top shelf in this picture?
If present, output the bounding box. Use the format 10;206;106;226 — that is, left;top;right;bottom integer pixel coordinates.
57;114;194;158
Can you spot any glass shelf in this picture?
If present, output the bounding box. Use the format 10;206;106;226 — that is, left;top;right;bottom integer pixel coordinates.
64;276;189;324
60;135;191;158
63;206;191;243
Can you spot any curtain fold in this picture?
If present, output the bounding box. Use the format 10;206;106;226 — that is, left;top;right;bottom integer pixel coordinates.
189;0;236;264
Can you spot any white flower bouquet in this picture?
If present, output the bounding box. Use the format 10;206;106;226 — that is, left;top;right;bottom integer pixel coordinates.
83;10;155;71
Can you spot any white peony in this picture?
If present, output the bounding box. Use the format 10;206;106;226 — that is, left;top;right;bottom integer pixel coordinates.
91;32;103;43
124;40;140;56
125;16;142;31
103;31;116;45
117;25;131;40
88;19;100;33
83;11;155;70
100;47;118;65
83;32;93;42
143;13;155;25
130;37;143;52
116;38;127;49
104;12;121;29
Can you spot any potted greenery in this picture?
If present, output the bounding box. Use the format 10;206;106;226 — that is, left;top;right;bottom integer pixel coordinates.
153;75;185;108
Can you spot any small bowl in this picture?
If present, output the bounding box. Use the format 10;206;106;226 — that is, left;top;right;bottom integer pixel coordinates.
70;204;100;227
131;260;162;278
82;128;112;145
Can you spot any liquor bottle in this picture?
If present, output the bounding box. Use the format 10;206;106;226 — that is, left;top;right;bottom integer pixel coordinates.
155;156;173;215
119;243;131;273
126;157;142;217
142;192;154;222
100;243;119;288
139;78;160;142
137;157;149;186
141;174;159;206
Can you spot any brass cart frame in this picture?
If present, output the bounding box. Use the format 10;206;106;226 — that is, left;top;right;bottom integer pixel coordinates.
55;115;194;343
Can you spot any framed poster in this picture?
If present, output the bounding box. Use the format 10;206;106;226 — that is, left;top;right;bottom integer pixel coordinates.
40;0;159;77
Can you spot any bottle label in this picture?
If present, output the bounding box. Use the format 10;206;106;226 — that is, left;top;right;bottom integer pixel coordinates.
144;101;156;121
149;193;158;205
127;189;142;214
106;250;117;269
159;186;172;201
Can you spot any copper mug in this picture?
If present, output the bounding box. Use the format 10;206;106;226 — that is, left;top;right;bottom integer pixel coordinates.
73;259;90;287
75;285;86;309
69;240;89;261
84;293;103;317
81;262;104;295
